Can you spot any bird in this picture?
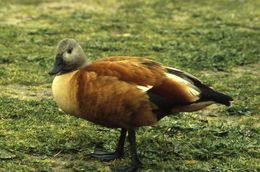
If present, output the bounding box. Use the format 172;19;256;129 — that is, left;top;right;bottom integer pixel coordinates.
49;38;233;172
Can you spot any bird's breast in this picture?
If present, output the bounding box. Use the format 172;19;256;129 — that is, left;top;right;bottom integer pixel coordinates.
52;71;80;116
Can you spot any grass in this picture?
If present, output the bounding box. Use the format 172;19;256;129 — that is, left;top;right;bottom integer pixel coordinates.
0;0;259;171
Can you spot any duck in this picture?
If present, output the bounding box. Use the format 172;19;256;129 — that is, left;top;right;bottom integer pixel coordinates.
49;38;233;172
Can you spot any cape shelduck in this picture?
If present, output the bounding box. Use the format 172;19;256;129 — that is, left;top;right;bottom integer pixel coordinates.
49;38;233;172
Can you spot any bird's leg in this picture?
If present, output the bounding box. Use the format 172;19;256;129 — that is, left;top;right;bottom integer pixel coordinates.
89;128;126;161
113;129;142;172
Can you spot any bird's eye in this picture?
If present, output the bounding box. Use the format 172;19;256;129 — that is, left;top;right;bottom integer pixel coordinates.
67;48;73;54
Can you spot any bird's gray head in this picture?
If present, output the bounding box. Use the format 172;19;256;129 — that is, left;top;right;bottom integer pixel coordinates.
49;38;87;75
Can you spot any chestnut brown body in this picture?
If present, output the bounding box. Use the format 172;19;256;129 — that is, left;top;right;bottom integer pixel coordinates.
52;56;231;129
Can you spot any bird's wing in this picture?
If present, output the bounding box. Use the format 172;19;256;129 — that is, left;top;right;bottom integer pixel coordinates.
83;56;201;108
83;56;166;87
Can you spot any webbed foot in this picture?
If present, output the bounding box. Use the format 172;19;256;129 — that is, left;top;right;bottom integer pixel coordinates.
89;149;123;161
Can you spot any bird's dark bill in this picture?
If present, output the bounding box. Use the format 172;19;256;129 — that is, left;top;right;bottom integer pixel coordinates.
49;56;64;75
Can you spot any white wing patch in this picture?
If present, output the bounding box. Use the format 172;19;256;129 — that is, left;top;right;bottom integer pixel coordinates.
136;73;201;100
137;85;153;92
166;73;190;85
166;73;200;98
165;66;201;82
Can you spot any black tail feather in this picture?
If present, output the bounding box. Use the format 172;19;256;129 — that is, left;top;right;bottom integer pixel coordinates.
165;67;233;106
199;86;233;106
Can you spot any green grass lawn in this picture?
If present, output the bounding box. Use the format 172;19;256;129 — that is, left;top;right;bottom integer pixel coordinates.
0;0;259;171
